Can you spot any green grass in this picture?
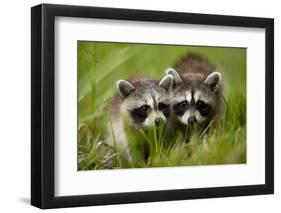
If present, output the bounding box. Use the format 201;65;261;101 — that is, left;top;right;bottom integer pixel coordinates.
78;41;246;170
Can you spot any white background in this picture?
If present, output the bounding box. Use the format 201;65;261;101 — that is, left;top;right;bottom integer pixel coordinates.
55;17;265;196
0;0;279;212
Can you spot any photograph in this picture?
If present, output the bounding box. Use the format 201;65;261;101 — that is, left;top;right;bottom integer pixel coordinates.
30;3;274;209
78;41;246;170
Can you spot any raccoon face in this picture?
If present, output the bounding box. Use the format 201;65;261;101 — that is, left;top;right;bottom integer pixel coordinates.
117;75;173;128
167;68;221;126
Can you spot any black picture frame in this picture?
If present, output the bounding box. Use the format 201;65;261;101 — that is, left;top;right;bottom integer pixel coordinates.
31;3;274;209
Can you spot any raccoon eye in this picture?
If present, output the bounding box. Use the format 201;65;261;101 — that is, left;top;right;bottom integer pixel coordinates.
131;105;150;123
139;105;149;112
179;100;188;108
158;102;168;110
173;100;189;116
197;101;211;116
158;102;170;118
197;101;207;108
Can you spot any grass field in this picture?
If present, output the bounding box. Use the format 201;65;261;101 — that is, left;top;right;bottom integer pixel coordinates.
78;41;246;170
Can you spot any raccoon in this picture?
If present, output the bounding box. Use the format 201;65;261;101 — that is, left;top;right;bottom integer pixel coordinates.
106;75;173;161
166;54;223;139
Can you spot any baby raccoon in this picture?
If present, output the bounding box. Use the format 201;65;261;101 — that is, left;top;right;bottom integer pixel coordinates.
166;54;222;138
106;75;173;161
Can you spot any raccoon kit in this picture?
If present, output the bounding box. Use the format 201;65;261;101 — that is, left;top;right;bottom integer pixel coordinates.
167;54;223;139
106;75;173;161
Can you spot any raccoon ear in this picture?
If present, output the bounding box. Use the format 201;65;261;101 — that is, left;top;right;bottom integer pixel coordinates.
159;74;173;91
117;80;136;97
204;71;222;91
165;68;183;85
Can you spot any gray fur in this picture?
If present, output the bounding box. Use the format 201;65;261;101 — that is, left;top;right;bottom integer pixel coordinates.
117;80;136;97
168;53;223;138
106;75;173;161
159;74;173;91
204;71;222;91
166;68;183;85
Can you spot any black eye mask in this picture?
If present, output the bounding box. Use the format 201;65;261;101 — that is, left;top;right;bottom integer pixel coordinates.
173;100;189;116
130;105;150;123
158;102;170;118
196;101;211;116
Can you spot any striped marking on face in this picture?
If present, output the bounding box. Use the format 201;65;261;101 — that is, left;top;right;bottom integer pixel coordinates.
173;89;213;125
185;91;192;103
193;90;213;104
173;90;192;103
136;93;169;128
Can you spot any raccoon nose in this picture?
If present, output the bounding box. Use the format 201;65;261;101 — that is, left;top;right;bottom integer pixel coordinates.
155;118;161;126
188;116;197;125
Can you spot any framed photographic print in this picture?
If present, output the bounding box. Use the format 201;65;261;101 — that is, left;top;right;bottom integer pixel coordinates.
31;3;274;209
